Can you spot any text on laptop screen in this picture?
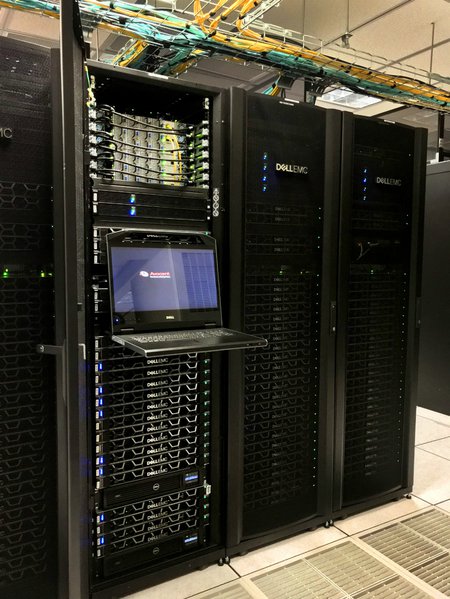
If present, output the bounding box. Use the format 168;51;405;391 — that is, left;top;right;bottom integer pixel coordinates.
110;246;219;316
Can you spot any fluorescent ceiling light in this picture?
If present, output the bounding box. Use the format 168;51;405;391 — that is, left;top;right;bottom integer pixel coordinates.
320;87;382;109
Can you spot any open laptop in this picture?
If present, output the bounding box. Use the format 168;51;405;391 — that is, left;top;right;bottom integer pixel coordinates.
107;229;267;357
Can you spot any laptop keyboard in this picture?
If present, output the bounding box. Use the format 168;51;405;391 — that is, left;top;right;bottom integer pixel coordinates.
130;328;235;343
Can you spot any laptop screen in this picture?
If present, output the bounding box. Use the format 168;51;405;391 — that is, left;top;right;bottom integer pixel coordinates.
107;231;222;333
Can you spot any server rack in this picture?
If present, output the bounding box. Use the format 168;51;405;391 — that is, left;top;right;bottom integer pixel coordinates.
0;38;58;599
226;89;341;555
333;114;426;518
417;161;450;416
83;63;228;598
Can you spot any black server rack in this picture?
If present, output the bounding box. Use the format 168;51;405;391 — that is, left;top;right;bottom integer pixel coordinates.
333;115;426;517
226;89;340;554
83;63;227;598
418;161;450;416
0;39;58;598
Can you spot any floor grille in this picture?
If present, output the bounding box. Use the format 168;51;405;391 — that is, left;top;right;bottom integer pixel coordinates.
360;508;450;596
361;523;444;569
252;558;346;598
245;540;433;599
305;542;394;596
195;512;450;599
352;577;432;598
411;555;450;596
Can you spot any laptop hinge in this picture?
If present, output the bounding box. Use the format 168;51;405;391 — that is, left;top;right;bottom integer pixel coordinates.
205;322;216;328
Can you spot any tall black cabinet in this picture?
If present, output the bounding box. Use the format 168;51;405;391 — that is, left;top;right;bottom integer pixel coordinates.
418;161;450;416
82;63;229;599
227;90;426;554
0;38;58;599
226;89;341;554
333;115;426;517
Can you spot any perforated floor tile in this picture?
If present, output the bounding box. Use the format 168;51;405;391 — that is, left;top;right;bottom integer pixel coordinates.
359;508;450;597
247;539;436;599
305;542;395;596
404;509;450;551
411;554;450;595
361;523;444;570
352;576;433;599
252;558;346;599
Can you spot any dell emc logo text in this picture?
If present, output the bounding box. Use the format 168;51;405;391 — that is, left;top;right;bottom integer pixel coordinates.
276;163;309;175
0;128;13;140
376;176;401;187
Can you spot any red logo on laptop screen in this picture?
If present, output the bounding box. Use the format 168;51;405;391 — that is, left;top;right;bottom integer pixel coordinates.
139;270;171;279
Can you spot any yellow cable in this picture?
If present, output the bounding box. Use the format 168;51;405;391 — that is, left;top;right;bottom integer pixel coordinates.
3;0;449;108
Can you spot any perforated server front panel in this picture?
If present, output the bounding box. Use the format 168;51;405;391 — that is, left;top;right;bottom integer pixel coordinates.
86;69;220;588
239;96;326;536
341;119;415;505
0;39;56;598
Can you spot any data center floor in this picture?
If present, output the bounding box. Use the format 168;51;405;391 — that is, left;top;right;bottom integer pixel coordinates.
125;407;450;599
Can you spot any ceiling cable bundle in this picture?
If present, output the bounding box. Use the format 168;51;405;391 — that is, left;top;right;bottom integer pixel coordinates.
2;0;450;111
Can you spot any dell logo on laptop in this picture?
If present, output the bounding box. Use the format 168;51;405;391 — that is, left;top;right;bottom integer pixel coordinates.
276;163;309;175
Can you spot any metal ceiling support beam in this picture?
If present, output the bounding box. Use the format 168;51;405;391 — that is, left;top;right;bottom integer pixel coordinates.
323;0;414;47
429;22;435;84
383;36;450;71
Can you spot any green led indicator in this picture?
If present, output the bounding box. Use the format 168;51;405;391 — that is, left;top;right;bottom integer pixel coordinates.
2;268;9;278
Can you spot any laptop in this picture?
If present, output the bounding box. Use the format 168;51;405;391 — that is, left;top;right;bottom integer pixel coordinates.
107;229;267;357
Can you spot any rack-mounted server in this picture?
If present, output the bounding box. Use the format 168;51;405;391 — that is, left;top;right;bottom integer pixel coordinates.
84;63;227;598
333;115;426;517
0;38;58;599
226;89;341;554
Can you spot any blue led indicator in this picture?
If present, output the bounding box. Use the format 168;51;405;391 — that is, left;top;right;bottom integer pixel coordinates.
262;176;267;182
263;164;267;171
100;514;105;522
263;186;267;192
99;398;103;406
263;152;268;160
99;363;103;371
99;456;104;464
99;387;103;394
129;206;136;216
99;410;103;418
99;468;104;476
100;537;105;545
363;178;367;183
129;194;136;204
